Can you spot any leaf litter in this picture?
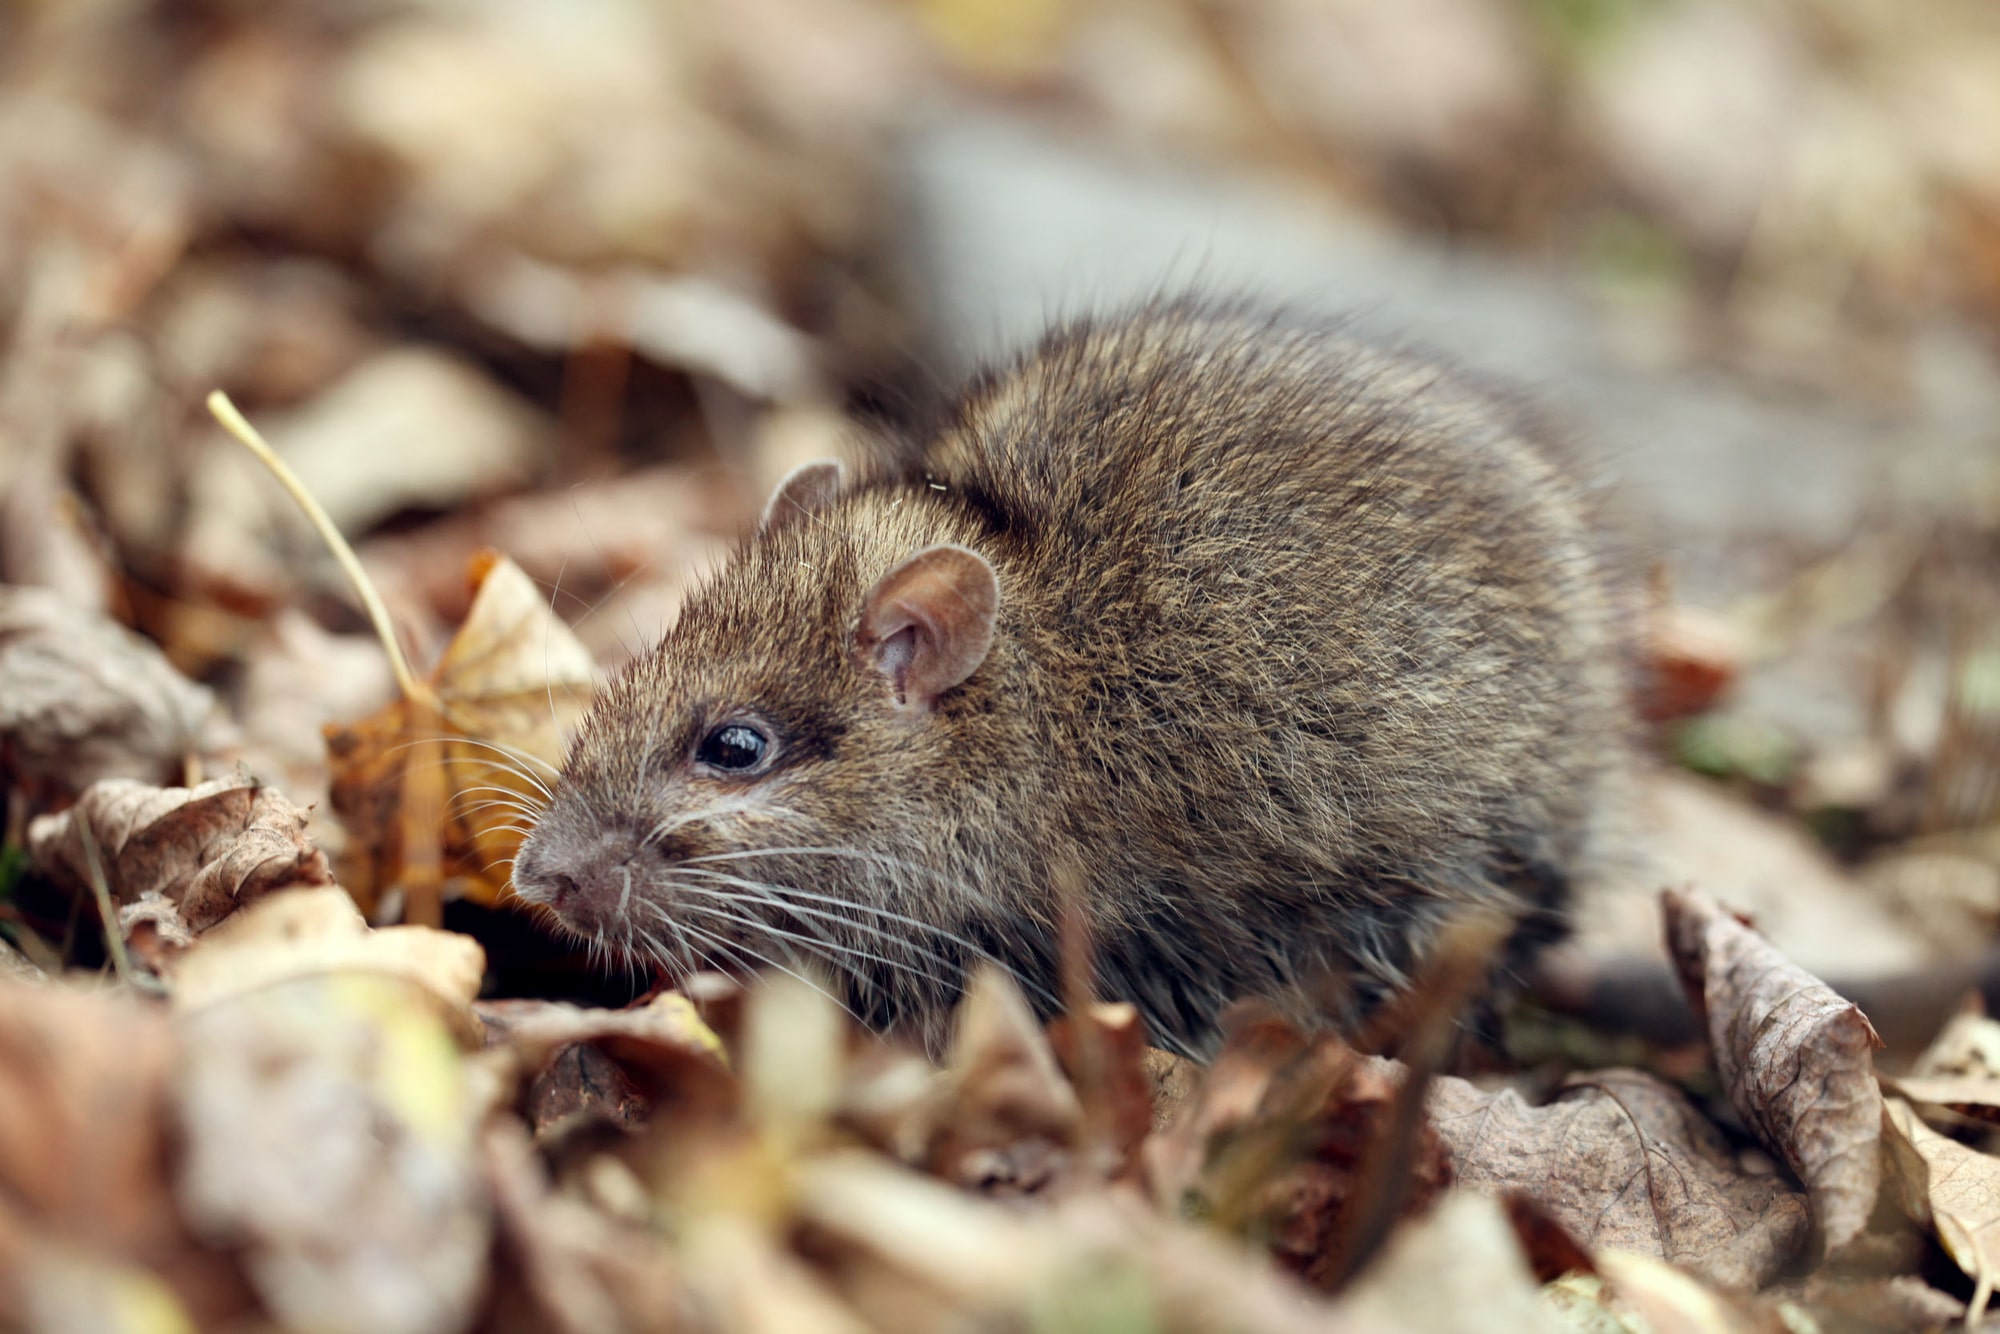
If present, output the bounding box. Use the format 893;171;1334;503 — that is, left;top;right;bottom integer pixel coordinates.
0;543;1992;1332
5;3;2000;1331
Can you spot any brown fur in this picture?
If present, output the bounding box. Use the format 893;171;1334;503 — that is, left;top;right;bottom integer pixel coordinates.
510;298;1627;1056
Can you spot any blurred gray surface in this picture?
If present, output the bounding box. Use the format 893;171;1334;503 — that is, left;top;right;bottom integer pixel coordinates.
894;110;1998;594
891;108;2000;746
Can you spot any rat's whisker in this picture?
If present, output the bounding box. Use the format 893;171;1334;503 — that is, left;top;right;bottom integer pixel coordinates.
649;903;864;1025
667;872;966;999
672;870;982;991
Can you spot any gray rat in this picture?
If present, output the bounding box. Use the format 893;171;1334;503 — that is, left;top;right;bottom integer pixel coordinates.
509;298;1626;1056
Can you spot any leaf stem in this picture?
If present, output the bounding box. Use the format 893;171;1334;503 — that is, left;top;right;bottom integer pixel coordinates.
206;390;427;704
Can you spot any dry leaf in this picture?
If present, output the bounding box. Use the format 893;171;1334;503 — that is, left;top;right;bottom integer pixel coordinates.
475;992;733;1139
1048;1001;1158;1176
1142;1003;1312;1208
1500;1195;1598;1283
27;776;333;946
0;588;226;802
1340;1192;1564;1334
1664;886;1885;1256
1910;1004;2000;1079
1142;1007;1449;1289
1883;1095;2000;1322
173;967;491;1334
480;1120;682;1334
1788;1273;1966;1331
0;982;253;1330
168;886;486;1046
1883;1073;2000;1125
1430;1068;1809;1289
1592;1250;1790;1334
326;548;595;923
1640;602;1744;723
917;967;1083;1196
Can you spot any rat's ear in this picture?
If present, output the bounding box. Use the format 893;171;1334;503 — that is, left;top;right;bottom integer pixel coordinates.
857;544;999;712
758;460;844;536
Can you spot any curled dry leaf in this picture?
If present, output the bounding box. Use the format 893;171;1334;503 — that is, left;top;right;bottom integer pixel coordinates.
1663;886;1885;1257
27;775;333;949
1882;1096;2000;1322
1430;1068;1809;1290
0;587;227;802
326;549;595;923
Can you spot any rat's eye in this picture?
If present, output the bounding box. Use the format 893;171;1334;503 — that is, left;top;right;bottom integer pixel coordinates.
695;722;772;774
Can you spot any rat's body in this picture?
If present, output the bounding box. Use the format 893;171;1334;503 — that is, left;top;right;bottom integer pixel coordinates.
511;300;1626;1056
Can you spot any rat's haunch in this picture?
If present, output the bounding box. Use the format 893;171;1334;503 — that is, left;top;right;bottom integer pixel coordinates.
510;298;1626;1056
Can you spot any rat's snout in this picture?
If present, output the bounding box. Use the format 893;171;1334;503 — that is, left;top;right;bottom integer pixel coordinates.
510;824;652;939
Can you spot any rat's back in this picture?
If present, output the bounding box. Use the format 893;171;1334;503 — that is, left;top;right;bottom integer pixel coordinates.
914;301;1626;1040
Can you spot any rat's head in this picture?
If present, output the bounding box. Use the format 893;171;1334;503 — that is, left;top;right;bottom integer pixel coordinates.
510;462;1021;1019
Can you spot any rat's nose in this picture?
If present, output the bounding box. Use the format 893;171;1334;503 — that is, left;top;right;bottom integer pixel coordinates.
511;828;645;937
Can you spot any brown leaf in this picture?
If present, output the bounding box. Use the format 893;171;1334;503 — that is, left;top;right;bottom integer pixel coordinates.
916;967;1083;1197
0;588;227;802
1048;1001;1158;1177
27;776;333;943
1910;1003;2000;1079
169;887;486;1045
172;966;491;1334
1883;1096;2000;1322
0;981;253;1330
325;548;595;923
1340;1192;1566;1334
1592;1250;1792;1334
476;992;733;1139
1144;1008;1450;1290
1883;1073;2000;1125
1664;886;1885;1256
1141;1002;1312;1209
1638;602;1743;723
1430;1068;1809;1289
1500;1195;1598;1283
480;1120;682;1334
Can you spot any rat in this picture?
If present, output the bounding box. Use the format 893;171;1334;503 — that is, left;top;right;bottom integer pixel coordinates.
508;298;1628;1057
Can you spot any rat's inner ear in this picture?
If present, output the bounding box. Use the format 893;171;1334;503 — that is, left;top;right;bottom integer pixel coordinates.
856;544;998;711
758;459;844;536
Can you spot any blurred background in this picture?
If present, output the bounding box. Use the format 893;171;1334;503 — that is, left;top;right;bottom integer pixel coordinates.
3;0;1999;973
